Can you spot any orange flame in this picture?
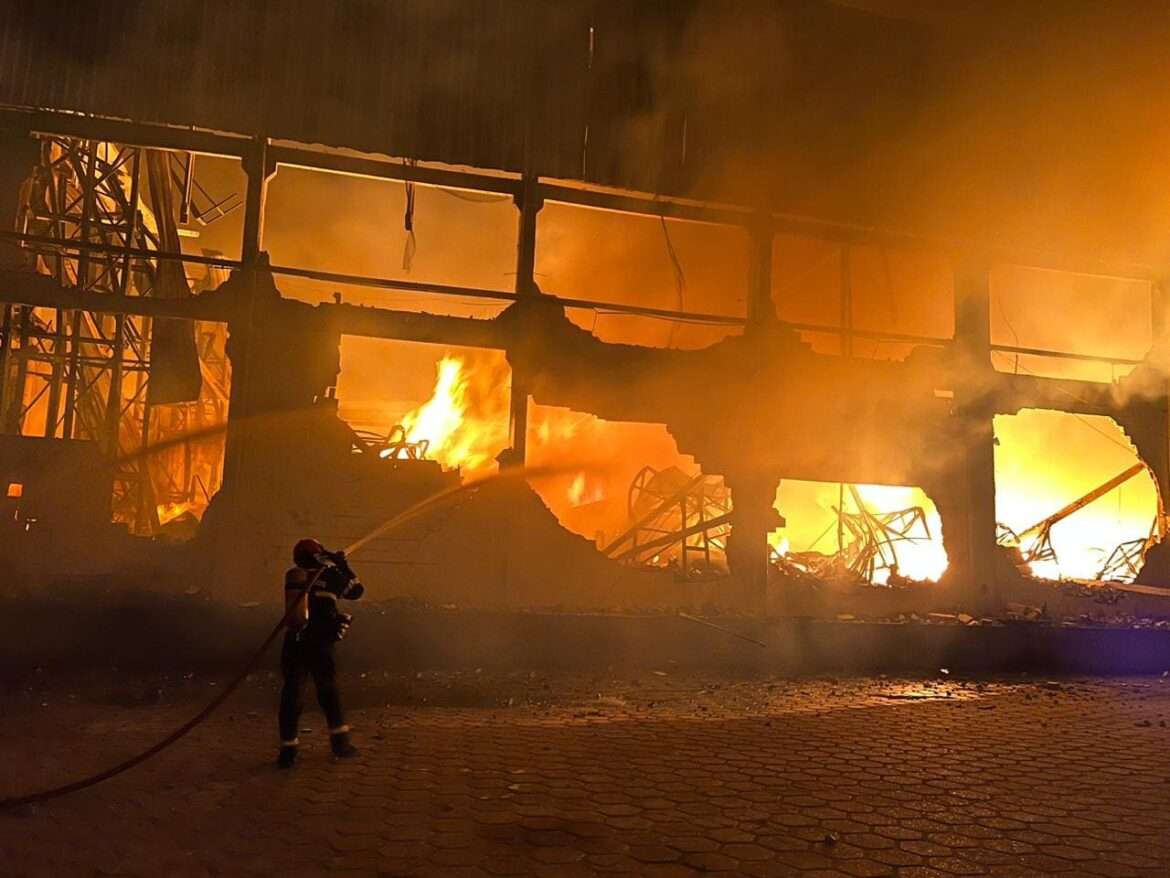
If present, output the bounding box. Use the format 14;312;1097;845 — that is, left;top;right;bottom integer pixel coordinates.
994;411;1160;582
399;355;508;473
157;501;197;525
769;482;949;584
395;355;610;510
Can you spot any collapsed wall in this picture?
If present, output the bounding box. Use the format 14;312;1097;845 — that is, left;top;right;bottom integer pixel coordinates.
164;266;1170;613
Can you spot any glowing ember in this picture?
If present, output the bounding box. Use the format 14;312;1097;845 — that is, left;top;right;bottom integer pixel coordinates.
157;501;197;525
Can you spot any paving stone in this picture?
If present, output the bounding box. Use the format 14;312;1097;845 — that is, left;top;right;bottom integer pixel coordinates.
2;673;1168;878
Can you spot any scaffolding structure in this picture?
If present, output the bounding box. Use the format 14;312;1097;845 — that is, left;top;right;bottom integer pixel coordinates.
0;135;232;532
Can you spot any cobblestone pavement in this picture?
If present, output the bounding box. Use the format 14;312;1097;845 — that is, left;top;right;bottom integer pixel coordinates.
2;672;1169;877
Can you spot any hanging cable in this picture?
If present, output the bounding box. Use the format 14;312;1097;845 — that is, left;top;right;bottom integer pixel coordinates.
991;292;1023;375
401;160;417;272
659;215;687;347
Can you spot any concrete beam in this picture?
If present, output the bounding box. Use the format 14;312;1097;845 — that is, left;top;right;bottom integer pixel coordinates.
0;267;233;322
269;144;522;196
331;304;506;349
0;108;250;158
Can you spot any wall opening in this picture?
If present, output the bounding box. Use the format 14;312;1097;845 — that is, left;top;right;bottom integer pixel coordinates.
990;266;1152;383
770;479;948;584
264;165;517;317
536;202;747;349
525;406;728;576
994;409;1161;582
771;235;953;359
337;337;729;576
336;337;512;477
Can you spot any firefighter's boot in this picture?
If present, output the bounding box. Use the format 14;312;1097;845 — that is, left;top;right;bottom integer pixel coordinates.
276;743;298;769
330;728;358;759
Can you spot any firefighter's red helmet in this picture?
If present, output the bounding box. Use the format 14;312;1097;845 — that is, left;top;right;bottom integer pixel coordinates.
293;538;325;569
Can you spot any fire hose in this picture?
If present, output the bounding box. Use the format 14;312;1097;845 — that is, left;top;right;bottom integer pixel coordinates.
0;567;324;811
0;466;564;811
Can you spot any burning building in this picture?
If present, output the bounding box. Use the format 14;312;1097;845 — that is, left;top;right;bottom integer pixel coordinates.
1;1;1170;617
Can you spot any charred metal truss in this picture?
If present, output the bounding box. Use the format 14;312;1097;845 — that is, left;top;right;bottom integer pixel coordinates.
767;486;936;586
838;486;935;584
0;133;230;532
603;468;734;576
0;109;1167;599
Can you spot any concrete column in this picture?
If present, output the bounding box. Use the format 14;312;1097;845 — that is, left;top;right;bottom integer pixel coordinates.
1131;280;1170;584
503;173;542;467
952;258;999;604
220;269;262;492
240;137;275;267
228;138;277;508
723;219;781;612
746;216;776;330
514;173;541;297
725;470;783;614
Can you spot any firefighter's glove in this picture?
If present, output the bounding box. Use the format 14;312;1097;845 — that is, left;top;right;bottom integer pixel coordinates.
326;550;358;583
333;612;353;641
343;581;364;601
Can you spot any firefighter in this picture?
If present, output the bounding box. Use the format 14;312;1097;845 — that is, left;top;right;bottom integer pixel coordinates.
277;538;365;769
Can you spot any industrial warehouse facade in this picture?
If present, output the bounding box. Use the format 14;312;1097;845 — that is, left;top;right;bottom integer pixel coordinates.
2;0;1169;615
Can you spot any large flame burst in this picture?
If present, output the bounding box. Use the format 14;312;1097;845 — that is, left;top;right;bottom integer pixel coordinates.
399;356;508;472
390;352;675;539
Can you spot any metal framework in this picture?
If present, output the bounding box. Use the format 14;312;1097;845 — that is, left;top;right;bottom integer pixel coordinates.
0;110;1156;364
1000;463;1150;580
770;484;936;586
603;466;733;576
0;135;231;532
837;486;934;583
1097;538;1150;583
370;425;430;461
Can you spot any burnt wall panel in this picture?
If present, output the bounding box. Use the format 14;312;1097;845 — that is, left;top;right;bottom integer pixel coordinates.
5;1;1170;262
0;0;923;188
0;0;592;177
